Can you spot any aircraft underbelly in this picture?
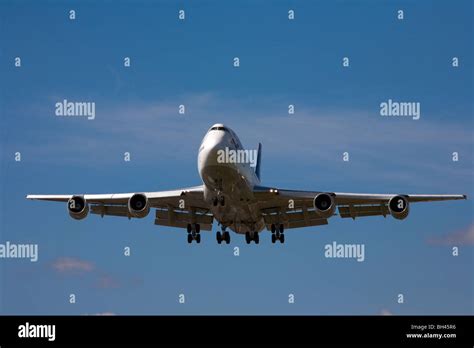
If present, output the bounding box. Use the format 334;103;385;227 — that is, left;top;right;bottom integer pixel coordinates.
201;164;264;234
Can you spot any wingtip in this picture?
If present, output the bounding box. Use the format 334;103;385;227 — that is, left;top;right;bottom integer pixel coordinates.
463;194;467;199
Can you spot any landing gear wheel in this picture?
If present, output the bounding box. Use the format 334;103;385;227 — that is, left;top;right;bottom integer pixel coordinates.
245;232;251;244
224;231;230;244
187;234;193;243
219;196;225;206
280;234;285;244
216;231;222;244
212;198;218;206
271;234;276;243
187;224;192;233
279;224;284;233
271;224;276;233
254;233;259;244
196;234;201;243
195;224;200;233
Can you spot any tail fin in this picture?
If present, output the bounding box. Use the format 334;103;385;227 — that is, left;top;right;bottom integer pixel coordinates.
255;143;262;181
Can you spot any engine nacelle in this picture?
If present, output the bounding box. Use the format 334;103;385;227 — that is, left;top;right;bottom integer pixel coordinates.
313;193;336;219
388;195;409;220
128;193;150;218
68;196;89;220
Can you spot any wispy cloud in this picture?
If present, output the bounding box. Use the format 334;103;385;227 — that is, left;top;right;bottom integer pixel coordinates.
95;274;120;289
4;93;472;191
51;257;94;273
93;312;116;316
379;309;393;315
50;256;141;291
428;224;474;246
82;312;117;316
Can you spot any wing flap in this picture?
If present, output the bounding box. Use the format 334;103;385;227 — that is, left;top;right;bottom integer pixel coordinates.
90;205;130;217
261;207;328;230
338;204;389;219
154;208;213;231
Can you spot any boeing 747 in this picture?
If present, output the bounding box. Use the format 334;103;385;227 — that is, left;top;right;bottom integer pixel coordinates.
27;124;467;244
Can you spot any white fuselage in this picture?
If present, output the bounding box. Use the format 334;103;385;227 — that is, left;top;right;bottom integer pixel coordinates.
197;124;264;234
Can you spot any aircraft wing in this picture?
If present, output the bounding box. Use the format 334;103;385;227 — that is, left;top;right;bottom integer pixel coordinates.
26;185;214;230
253;185;466;230
26;185;205;205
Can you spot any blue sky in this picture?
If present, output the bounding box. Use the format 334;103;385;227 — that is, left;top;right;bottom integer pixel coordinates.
0;0;472;315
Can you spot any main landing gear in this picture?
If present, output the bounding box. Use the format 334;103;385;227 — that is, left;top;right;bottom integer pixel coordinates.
271;224;285;244
216;231;230;244
245;232;259;244
216;226;230;244
187;223;201;244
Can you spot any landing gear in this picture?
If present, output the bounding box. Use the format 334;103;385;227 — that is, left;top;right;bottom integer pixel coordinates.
245;232;259;244
216;230;230;244
187;224;201;244
271;224;285;244
212;196;225;207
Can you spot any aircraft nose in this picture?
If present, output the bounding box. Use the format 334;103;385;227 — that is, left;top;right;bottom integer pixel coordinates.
199;131;229;167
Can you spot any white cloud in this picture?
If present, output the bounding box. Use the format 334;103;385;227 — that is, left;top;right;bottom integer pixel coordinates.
428;223;474;246
5;93;473;191
379;309;393;315
51;257;94;273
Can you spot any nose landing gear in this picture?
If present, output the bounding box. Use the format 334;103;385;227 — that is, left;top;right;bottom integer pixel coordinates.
212;196;225;207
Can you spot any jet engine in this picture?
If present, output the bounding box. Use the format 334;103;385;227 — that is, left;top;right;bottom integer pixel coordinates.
313;193;336;218
388;195;409;220
68;195;89;220
128;193;150;218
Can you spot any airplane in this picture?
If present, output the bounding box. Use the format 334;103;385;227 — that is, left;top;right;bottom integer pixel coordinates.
27;123;467;244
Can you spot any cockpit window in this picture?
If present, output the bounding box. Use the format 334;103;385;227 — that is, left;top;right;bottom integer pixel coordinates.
210;126;228;132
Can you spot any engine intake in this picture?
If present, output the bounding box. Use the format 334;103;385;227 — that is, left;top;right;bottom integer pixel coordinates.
388;195;409;220
313;193;336;218
68;196;89;220
128;193;149;218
